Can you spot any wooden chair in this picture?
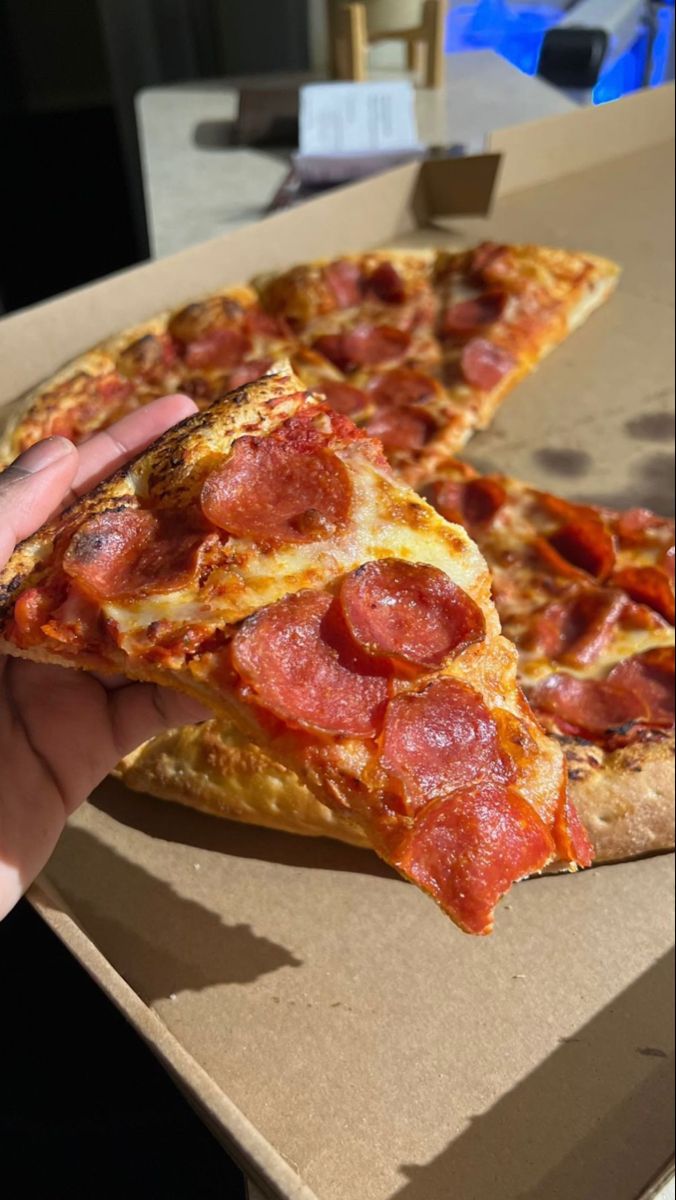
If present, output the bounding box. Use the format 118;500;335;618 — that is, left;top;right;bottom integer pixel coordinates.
330;1;447;88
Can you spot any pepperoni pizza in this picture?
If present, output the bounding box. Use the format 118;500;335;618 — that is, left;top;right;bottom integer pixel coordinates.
119;463;675;867
0;244;618;481
0;367;592;935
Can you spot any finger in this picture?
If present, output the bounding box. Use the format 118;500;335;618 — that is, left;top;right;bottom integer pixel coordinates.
69;394;197;499
108;682;210;760
0;438;78;565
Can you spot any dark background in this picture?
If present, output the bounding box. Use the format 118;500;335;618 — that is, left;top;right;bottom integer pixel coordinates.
0;0;309;313
0;2;310;1190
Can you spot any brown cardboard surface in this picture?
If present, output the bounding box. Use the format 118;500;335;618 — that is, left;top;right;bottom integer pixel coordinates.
0;88;673;1199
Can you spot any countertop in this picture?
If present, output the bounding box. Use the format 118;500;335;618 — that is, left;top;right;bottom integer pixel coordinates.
136;52;575;258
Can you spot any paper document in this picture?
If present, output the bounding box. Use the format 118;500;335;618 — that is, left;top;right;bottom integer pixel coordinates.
299;81;422;157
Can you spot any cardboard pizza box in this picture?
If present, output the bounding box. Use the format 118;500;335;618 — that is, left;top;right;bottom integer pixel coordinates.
1;83;674;1200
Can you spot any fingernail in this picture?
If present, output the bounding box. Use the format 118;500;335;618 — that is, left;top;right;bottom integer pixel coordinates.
12;437;75;476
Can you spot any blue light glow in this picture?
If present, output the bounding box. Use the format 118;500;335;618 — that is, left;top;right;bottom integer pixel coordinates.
650;4;675;85
447;1;562;75
446;1;675;99
593;27;649;104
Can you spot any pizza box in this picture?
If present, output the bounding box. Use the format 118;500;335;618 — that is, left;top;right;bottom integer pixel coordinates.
1;84;674;1200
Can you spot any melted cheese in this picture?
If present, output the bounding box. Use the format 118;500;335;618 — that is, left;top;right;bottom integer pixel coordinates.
106;455;493;639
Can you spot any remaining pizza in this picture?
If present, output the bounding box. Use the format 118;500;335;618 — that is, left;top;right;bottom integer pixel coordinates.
255;244;619;477
0;286;297;460
424;459;675;860
0;366;591;935
0;244;619;481
118;463;675;867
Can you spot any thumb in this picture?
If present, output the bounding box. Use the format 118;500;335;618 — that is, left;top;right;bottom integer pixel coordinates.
0;438;78;565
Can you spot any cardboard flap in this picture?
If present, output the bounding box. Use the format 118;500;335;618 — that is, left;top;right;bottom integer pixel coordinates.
492;82;675;196
413;153;502;224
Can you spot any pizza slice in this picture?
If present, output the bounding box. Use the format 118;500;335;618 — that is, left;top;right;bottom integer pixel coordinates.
424;459;675;861
0;286;298;463
0;243;618;483
118;462;674;867
255;245;619;478
0;366;591;934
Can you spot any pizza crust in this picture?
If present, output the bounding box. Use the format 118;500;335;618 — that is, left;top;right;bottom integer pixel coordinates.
115;717;675;865
118;722;369;847
0;287;260;468
560;730;675;863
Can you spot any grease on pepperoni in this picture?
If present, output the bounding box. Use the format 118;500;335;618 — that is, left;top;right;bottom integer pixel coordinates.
548;514;616;581
612;566;675;625
608;647;675;727
525;587;627;666
366;406;434;453
321;380;367;415
530;673;647;739
63;508;208;601
201;416;352;545
325;260;363;308
441;291;508;338
368;367;437;408
118;333;178;382
340;559;485;670
391;783;555;934
183;327;251;371
380;678;513;811
231;590;390;736
460;338;516;390
314;324;410;373
367;262;406;305
613;507;674;544
433;476;507;530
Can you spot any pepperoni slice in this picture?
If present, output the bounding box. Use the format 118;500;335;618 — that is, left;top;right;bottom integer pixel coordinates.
183;327;251;370
380;679;513;811
231;590;389;736
391;783;555;935
548;516;616;581
608;647;675;727
611;506;675;545
168;297;244;344
12;586;65;646
344;324;410;368
366;407;434;452
340;559;485;671
118;333;178;382
62;509;208;601
325;260;363;308
226;359;272;390
243;307;290;339
525;588;627;666
201;419;352;545
553;785;594;868
664;544;675;585
533;537;590;582
470;242;505;282
367;262;406;305
433;476;507;530
321;380;367;415
369;367;437;408
530;673;648;739
314;324;410;372
612;566;675;625
441;291;508;338
460;338;516;390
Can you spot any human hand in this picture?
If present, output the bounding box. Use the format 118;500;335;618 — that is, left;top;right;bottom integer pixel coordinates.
0;396;208;919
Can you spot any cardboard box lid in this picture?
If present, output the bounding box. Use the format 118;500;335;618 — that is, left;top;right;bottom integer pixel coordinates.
0;86;673;1200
